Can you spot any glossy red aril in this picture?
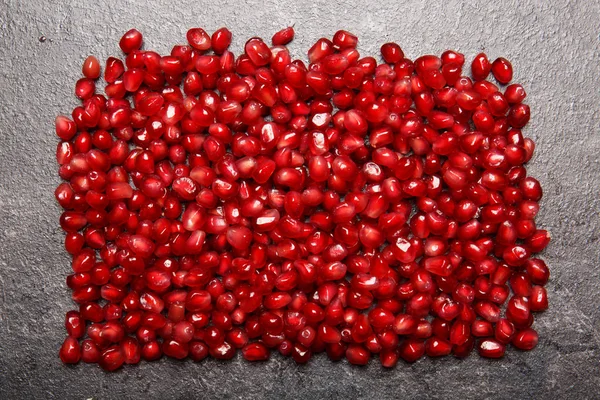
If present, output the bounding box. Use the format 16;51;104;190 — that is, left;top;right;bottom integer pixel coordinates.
82;56;101;79
56;27;548;370
381;43;404;64
119;29;143;54
512;328;539;350
99;345;125;371
59;337;81;364
241;342;270;361
492;57;513;84
478;339;505;358
471;53;491;81
187;28;212;51
272;27;295;46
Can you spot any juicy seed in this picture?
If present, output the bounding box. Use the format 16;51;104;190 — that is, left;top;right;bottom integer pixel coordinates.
272;27;295;46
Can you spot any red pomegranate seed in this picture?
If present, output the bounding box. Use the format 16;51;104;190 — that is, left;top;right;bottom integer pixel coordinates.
529;286;548;312
185;28;210;51
471;320;494;337
346;344;370;365
59;337;81;364
56;28;549;370
399;339;425;362
512;328;539;350
65;310;85;338
81;339;101;363
526;258;550;285
245;38;272;67
241;342;270;361
477;339;505;358
425;337;452;357
119;29;143;54
209;33;231;59
332;30;358;49
471;53;491;81
308;38;334;63
272;27;295;46
505;83;527;104
122;337;141;364
380;43;404;64
494;318;515;344
491;57;513;84
55;116;77;141
82;56;101;79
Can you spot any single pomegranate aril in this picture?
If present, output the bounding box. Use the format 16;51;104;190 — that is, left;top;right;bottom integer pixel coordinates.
59;337;81;364
242;342;270;361
187;28;211;51
425;337;452;357
491;57;513;84
99;345;125;371
471;53;491;81
65;310;85;338
245;38;272;66
381;43;404;64
399;339;425;363
55;116;77;141
477;339;505;358
530;286;548;312
272;27;295;46
81;339;101;363
512;328;539;350
82;56;101;79
505;84;527;104
119;29;143;54
346;344;370;365
308;38;334;63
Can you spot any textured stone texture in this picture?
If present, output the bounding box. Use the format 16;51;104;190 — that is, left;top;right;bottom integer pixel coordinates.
1;0;599;398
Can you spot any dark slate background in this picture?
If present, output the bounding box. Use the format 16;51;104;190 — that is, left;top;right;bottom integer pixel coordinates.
1;0;599;398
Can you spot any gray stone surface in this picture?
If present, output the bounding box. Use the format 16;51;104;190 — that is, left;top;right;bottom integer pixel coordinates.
1;0;599;398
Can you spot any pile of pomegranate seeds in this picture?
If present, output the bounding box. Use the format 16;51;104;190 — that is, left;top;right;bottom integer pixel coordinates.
56;27;550;370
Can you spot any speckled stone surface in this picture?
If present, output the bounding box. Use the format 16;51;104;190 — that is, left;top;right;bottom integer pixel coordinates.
1;0;599;398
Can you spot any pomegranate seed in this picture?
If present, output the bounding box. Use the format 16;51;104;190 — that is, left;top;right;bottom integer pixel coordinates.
142;341;162;360
119;29;143;54
210;28;232;54
81;339;101;363
477;339;505;358
65;310;85;338
99;345;125;371
379;348;399;367
272;27;295;46
505;84;527;104
241;342;270;361
122;337;141;364
512;328;539;350
471;53;491;81
380;43;404;64
185;28;211;51
399;339;425;362
59;337;81;364
346;344;370;365
425;337;452;357
189;341;209;361
245;38;272;66
55;28;549;369
308;38;334;63
494;318;516;344
491;57;513;84
529;286;548;312
55;115;77;141
82;56;101;79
